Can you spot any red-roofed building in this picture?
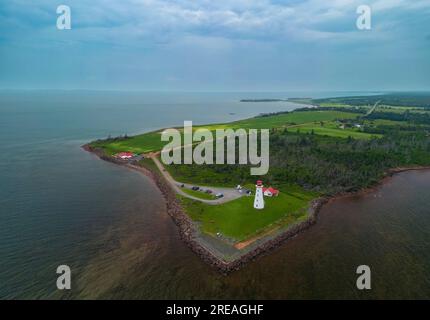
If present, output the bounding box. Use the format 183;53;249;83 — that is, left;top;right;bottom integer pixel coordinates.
263;187;279;197
116;152;134;160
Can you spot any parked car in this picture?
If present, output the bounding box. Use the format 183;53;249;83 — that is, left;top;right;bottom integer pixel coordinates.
205;190;213;194
191;186;200;191
215;193;224;199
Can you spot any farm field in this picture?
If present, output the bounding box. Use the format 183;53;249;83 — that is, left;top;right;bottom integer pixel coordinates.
89;110;360;155
90;131;164;155
294;122;382;139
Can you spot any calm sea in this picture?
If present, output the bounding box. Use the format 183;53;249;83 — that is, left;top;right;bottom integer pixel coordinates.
1;90;428;299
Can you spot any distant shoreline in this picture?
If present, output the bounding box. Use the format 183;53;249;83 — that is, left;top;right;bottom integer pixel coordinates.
240;99;288;102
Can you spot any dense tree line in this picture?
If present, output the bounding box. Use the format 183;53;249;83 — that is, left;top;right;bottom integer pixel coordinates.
365;111;430;125
267;130;430;194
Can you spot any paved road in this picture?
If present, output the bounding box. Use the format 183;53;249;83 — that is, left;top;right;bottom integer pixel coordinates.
365;100;382;116
151;156;244;205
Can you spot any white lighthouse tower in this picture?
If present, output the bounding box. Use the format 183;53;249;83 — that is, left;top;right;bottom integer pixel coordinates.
253;180;265;210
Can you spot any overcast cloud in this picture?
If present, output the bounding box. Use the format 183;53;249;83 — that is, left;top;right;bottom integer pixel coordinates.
1;0;429;91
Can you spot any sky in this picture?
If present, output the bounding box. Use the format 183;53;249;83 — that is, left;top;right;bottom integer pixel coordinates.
0;0;429;91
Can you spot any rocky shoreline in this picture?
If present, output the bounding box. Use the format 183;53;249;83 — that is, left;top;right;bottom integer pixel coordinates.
82;144;430;273
147;166;327;274
82;144;327;274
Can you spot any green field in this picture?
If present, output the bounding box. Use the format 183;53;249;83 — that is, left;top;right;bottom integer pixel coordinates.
318;102;359;108
90;131;163;155
180;185;317;241
89;110;360;155
203;110;359;130
294;122;382;139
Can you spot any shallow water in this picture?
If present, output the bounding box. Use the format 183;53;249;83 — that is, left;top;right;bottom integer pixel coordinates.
58;170;430;300
2;90;428;299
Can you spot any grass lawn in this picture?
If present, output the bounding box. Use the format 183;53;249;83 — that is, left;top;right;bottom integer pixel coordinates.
89;110;360;154
378;105;424;113
181;188;217;200
180;185;317;241
90;131;164;155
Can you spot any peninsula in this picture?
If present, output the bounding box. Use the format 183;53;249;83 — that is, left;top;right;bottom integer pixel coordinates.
84;93;430;273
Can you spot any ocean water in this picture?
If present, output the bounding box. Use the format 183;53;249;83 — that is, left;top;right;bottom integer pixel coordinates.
1;90;429;299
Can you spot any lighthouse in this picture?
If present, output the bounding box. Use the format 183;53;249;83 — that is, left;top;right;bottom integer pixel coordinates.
253;180;265;210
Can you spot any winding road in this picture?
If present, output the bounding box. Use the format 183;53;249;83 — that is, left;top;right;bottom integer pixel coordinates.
150;155;244;205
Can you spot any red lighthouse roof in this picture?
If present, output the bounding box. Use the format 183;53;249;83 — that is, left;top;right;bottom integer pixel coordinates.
256;180;263;186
